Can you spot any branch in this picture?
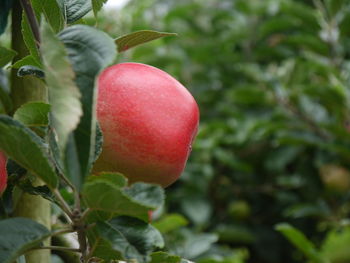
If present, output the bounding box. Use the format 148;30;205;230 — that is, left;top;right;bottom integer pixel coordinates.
77;224;88;262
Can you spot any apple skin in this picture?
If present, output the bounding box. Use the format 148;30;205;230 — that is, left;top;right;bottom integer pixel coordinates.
93;63;199;187
0;151;7;195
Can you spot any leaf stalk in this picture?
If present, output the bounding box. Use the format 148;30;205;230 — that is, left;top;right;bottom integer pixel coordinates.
33;245;81;253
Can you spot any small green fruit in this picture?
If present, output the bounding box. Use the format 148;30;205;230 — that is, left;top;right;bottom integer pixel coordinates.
228;200;251;220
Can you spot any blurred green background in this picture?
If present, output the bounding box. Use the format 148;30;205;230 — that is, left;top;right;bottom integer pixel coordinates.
81;0;350;262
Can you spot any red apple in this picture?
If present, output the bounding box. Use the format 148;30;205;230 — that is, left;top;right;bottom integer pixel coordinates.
0;151;7;195
94;62;199;187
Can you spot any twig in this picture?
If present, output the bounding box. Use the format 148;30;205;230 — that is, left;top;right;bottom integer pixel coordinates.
51;227;76;236
60;171;77;192
33;245;81;253
80;208;92;222
275;93;331;141
74;191;81;215
19;0;40;48
61;209;73;224
53;189;73;218
52;234;81;263
258;70;331;142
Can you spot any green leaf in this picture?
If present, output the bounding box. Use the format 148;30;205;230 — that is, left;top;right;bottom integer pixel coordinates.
0;70;12;114
31;0;64;33
0;46;17;68
116;30;177;52
281;1;318;30
166;229;218;259
41;21;82;158
283;202;330;219
47;128;64;175
327;0;345;15
0;0;12;35
13;102;50;127
11;55;42;69
63;134;83;188
153;214;188;234
320;227;350;263
58;25;116;189
123;182;165;209
92;0;108;17
87;236;121;261
215;225;255;244
0;217;51;263
21;13;41;66
17;65;45;79
88;172;128;187
17;176;55;202
181;196;211;225
58;0;92;23
95;216;164;262
150;252;182;263
83;175;164;221
0;115;58;188
275;223;324;263
14;0;63;67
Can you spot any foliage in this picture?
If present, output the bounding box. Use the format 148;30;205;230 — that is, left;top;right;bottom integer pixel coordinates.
2;0;350;262
0;217;52;263
92;0;350;262
276;223;350;263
